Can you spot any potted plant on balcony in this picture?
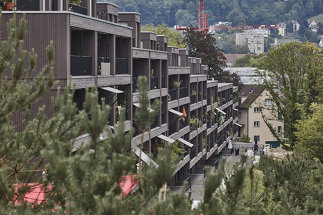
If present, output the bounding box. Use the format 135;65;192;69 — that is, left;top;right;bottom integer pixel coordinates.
172;81;180;88
70;0;82;5
190;117;197;131
4;0;14;10
202;138;206;149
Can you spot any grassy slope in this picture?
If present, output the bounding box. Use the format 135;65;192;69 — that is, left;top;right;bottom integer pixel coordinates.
308;13;323;23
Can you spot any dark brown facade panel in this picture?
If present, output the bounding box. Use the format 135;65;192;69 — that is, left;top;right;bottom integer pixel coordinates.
1;13;69;80
12;89;58;131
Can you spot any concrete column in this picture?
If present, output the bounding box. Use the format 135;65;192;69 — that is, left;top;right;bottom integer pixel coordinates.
127;38;132;75
148;59;151;90
39;0;45;11
159;60;162;89
110;35;116;75
94;31;98;85
47;0;52;10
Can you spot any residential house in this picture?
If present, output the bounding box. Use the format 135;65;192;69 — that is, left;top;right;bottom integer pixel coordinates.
238;85;283;148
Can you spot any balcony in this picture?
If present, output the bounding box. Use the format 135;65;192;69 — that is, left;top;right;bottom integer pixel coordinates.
168;89;178;101
116;58;128;75
71;55;92;76
180;88;188;98
151;76;159;90
69;3;87;15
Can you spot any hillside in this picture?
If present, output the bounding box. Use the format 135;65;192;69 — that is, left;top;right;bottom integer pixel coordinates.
99;0;323;26
308;13;323;23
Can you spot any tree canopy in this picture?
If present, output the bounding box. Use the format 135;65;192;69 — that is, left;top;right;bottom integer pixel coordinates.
1;14;323;215
141;24;186;48
183;27;241;87
100;0;323;27
257;42;323;149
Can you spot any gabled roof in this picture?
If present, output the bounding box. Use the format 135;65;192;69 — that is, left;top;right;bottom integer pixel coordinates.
238;85;264;109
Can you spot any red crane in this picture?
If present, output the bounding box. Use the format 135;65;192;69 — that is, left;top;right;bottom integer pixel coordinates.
175;0;208;32
198;0;208;32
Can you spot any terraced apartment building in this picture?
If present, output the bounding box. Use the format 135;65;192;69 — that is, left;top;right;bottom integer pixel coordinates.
1;0;239;186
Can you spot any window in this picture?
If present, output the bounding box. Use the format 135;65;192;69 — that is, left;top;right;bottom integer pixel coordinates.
254;107;261;113
278;126;282;133
265;99;273;106
254;136;260;143
278;112;282;121
254;121;260;127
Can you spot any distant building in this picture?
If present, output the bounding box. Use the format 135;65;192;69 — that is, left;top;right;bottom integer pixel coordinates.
238;85;284;148
224;54;246;67
273;38;300;46
308;20;319;33
291;20;300;32
236;31;264;55
277;22;286;36
319;37;323;48
225;67;264;85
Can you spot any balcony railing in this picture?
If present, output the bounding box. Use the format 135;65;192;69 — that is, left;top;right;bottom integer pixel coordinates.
71;55;92;76
169;122;177;135
69;3;87;15
151;115;159;129
198;92;202;101
168;89;178;101
180;118;188;130
16;0;40;11
161;76;167;88
207;96;211;105
116;104;130;122
116;58;128;75
161;112;166;124
151;76;159;90
190;95;197;104
132;77;137;91
180;87;188;98
190;147;196;159
217;137;223;147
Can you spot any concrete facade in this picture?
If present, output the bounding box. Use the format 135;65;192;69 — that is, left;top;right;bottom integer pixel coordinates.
236;31;264;55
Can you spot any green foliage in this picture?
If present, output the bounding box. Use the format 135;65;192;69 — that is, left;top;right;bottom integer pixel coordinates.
101;0;323;28
234;54;264;67
69;0;82;5
295;103;323;162
257;42;323;149
236;135;251;143
141;24;186;48
170;141;186;163
184;27;242;88
213;30;249;54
